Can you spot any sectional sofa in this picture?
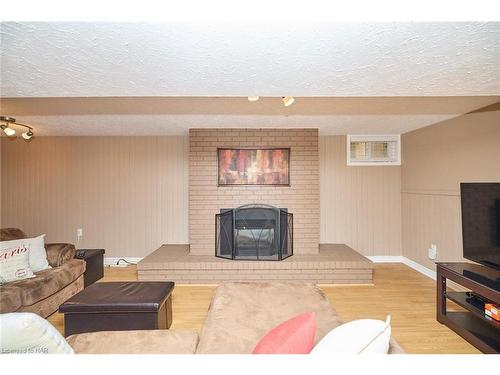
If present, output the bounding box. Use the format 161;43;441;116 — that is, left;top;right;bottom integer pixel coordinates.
66;282;404;354
0;228;85;317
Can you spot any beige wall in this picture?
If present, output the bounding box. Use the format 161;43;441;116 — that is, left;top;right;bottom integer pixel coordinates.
401;107;500;270
0;130;400;257
320;136;402;256
1;131;405;259
189;129;320;255
1;136;189;258
10;121;491;262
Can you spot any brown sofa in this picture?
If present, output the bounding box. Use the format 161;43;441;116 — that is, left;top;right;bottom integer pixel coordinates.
67;282;404;354
0;228;86;317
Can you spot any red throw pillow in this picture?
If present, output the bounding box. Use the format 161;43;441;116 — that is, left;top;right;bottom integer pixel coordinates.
252;312;317;354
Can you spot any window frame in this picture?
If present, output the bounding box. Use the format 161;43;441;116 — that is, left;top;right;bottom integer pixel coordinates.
346;134;401;166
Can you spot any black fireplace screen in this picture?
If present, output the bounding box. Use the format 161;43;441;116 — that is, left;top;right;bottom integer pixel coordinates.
216;204;293;260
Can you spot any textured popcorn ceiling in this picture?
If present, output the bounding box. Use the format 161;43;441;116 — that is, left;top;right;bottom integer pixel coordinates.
1;22;499;97
0;22;499;135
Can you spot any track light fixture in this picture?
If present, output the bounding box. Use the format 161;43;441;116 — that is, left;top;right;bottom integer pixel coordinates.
282;96;295;107
1;124;16;136
22;129;34;140
0;116;35;141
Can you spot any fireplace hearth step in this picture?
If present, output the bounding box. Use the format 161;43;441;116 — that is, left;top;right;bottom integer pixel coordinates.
137;243;373;284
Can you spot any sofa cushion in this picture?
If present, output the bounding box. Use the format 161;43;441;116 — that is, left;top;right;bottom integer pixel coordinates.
0;242;36;284
7;259;85;307
1;235;50;273
196;282;343;354
0;285;23;312
0;312;74;354
311;315;392;354
66;330;199;354
253;311;317;354
27;234;50;272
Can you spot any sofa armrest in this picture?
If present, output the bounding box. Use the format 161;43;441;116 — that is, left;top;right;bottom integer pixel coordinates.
45;243;76;267
66;330;199;354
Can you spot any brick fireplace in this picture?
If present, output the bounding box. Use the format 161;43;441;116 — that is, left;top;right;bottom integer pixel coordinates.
189;128;320;255
139;128;372;283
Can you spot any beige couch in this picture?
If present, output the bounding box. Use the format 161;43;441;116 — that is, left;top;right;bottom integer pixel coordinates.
0;228;86;318
67;282;404;354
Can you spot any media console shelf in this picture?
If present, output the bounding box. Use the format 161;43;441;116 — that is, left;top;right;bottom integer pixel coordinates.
437;263;500;353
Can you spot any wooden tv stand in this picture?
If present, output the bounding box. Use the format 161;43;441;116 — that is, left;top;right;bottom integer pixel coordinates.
437;262;500;353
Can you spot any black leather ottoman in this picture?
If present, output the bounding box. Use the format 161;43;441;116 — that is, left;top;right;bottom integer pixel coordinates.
59;281;174;337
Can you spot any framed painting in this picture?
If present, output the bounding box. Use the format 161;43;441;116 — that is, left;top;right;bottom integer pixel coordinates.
217;148;290;186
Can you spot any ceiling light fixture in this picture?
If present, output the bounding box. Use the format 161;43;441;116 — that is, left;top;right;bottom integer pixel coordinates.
282;96;295;107
0;116;35;141
1;124;16;136
22;129;34;140
247;96;260;102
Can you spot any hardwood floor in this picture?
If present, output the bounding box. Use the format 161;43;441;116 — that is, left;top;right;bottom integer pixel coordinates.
48;263;480;354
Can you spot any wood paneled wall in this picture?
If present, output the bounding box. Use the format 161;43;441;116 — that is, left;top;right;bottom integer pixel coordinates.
2;132;409;259
1;137;189;257
319;136;402;256
401;107;500;270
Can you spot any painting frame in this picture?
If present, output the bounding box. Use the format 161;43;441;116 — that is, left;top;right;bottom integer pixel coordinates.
217;147;291;187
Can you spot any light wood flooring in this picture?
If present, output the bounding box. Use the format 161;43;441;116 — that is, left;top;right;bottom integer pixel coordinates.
48;263;480;354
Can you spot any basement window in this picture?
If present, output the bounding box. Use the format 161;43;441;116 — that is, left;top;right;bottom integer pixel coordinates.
347;135;401;166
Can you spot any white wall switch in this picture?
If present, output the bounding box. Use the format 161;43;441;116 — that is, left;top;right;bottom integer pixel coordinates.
76;228;83;238
428;244;437;260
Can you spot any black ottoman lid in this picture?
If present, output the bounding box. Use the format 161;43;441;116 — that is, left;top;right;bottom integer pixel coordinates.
59;281;174;313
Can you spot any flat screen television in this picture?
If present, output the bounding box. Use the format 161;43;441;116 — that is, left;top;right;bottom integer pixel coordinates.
460;182;500;270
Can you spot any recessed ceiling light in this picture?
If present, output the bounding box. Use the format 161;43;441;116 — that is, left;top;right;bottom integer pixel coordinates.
248;96;260;102
282;96;295;107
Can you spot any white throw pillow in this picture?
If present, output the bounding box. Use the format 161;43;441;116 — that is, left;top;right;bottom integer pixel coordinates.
0;235;50;273
0;313;74;354
311;315;392;354
0;244;35;284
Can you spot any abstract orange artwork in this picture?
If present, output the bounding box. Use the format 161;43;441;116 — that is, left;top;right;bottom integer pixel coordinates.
218;148;290;186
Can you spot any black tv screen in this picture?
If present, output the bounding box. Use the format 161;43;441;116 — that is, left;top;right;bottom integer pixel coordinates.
460;183;500;269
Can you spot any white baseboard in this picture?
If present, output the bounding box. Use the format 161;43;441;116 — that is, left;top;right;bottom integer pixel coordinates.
366;256;404;263
401;257;437;280
367;255;436;280
104;257;143;267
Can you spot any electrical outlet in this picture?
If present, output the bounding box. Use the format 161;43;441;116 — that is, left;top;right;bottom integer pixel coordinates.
428;244;437;260
76;228;83;238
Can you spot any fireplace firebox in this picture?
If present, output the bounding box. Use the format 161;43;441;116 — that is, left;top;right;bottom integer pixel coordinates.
216;204;293;260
